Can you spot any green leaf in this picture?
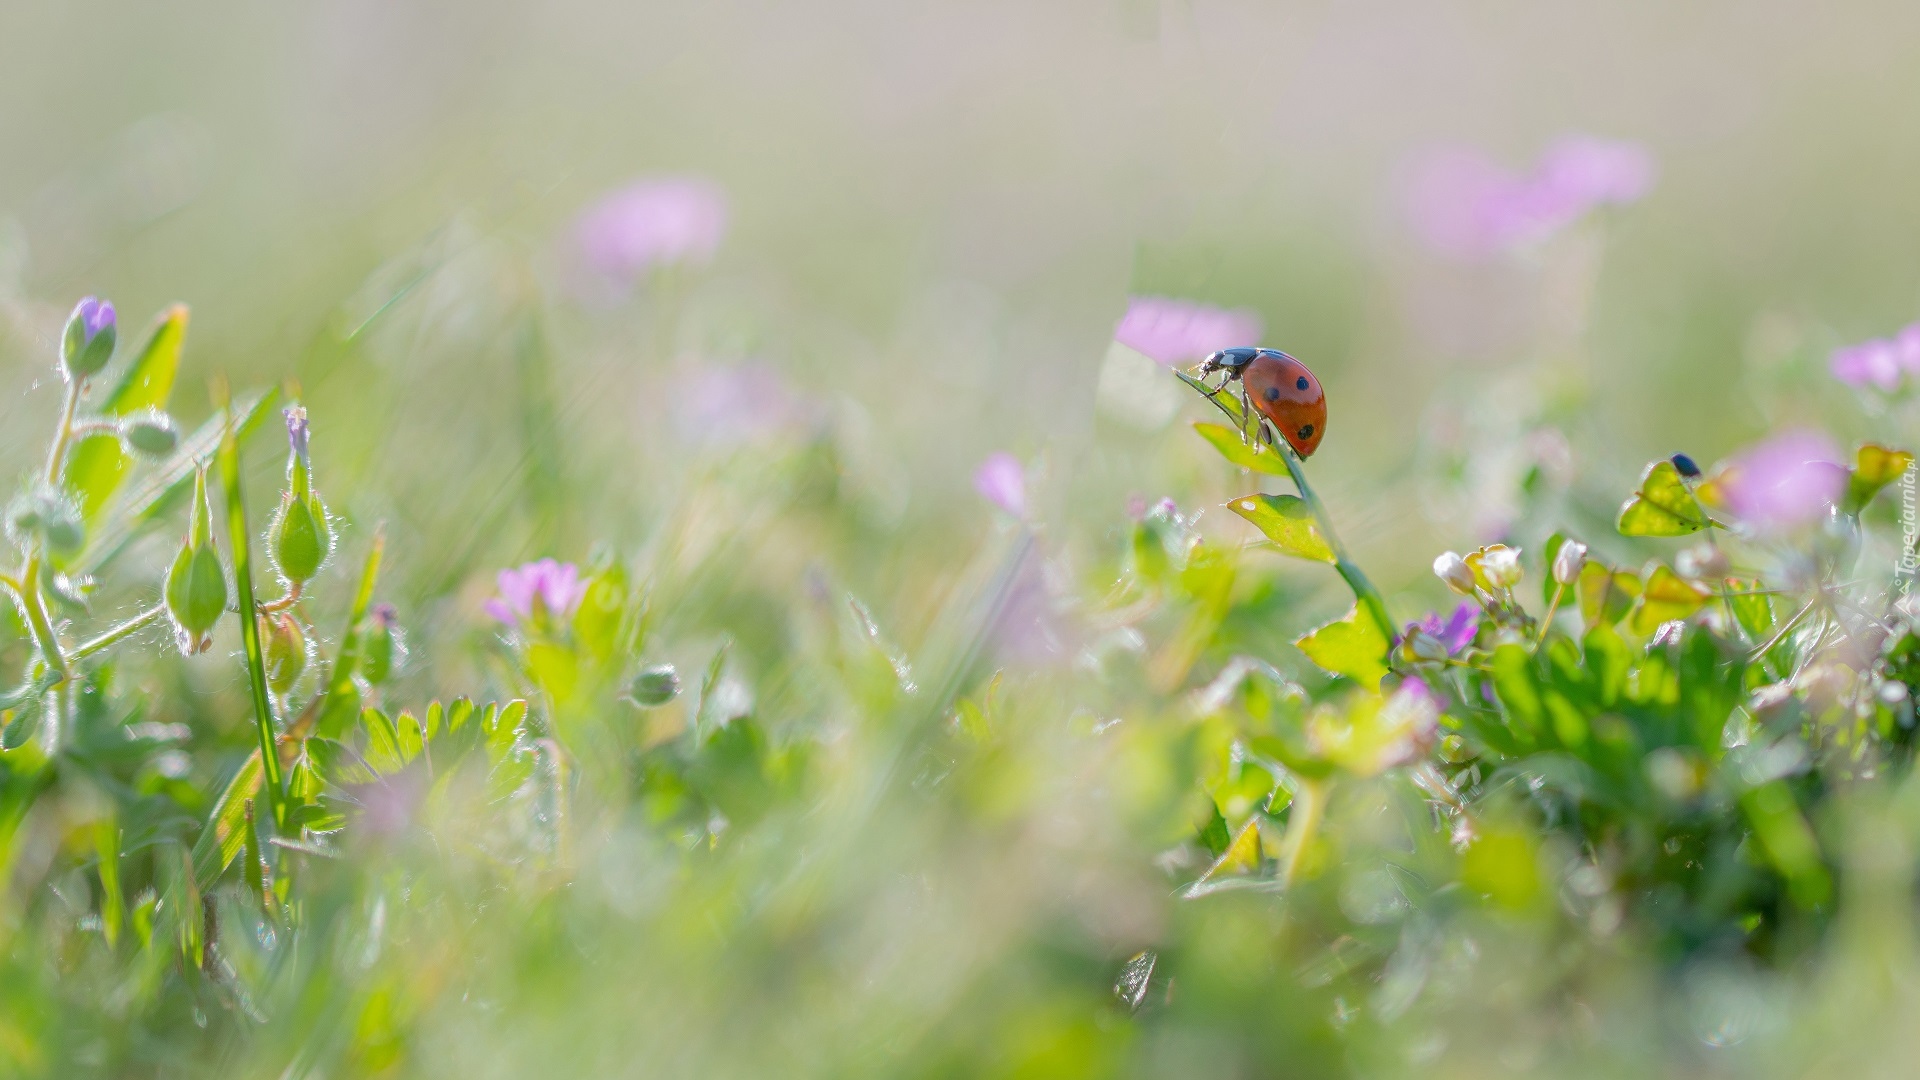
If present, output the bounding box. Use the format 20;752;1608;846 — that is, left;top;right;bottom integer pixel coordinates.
1627;564;1709;635
74;388;277;577
1294;604;1389;687
315;531;385;740
1194;422;1289;476
362;708;405;774
1576;561;1640;626
1845;443;1913;513
64;306;188;524
189;752;263;889
1727;579;1774;638
1491;642;1545;745
1227;493;1336;563
1617;460;1706;536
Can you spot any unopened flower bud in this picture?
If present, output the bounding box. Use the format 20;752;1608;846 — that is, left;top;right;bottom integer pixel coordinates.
165;466;227;654
119;410;179;459
7;489;85;559
1674;543;1730;581
1551;539;1588;586
269;407;332;585
360;603;403;684
61;297;116;381
260;612;308;695
626;663;682;707
1433;551;1477;596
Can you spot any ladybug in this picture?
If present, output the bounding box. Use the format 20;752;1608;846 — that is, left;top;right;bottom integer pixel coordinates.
1197;347;1327;458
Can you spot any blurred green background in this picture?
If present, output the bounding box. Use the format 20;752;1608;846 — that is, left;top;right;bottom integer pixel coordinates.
8;3;1920;1076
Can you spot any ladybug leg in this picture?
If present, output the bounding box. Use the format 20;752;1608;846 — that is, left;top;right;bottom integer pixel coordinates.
1238;385;1256;445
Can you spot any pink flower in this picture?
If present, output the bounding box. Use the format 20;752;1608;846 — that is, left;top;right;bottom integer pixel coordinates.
1831;323;1920;392
1716;431;1848;531
485;559;587;627
1406;135;1655;259
974;452;1026;518
673;362;819;445
573;176;727;281
1417;602;1481;656
1113;296;1263;366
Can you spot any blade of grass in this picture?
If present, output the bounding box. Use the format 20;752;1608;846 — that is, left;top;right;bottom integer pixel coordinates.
216;386;285;833
306;528;385;741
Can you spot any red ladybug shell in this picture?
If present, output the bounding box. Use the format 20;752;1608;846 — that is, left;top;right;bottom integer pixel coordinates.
1242;353;1327;458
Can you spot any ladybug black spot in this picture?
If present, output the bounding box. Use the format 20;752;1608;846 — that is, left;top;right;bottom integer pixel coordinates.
1263;386;1280;402
1295;376;1309;391
1298;424;1314;439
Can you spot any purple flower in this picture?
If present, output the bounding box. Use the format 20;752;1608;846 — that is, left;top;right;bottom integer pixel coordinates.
974;452;1026;518
1406;135;1655;259
1831;323;1920;392
369;602;398;628
485;559;587;627
1417;602;1482;656
671;362;820;446
573;176;727;282
1112;296;1263;366
283;405;310;461
1716;430;1848;531
72;297;115;345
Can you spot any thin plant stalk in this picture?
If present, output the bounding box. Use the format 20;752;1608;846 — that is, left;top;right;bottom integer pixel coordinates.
216;392;285;833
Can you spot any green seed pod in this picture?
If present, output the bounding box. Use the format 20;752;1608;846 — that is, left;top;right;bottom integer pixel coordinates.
269;493;332;585
119;410;180;459
360;603;402;684
165;467;226;654
6;490;84;559
61;297;116;381
626;663;682;707
261;613;308;695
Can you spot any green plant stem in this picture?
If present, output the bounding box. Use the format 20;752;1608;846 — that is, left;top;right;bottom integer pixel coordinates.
216;404;285;832
43;378;84;487
1278;446;1397;642
1279;777;1329;888
1535;581;1566;649
1751;595;1818;663
71;605;167;661
17;560;67;683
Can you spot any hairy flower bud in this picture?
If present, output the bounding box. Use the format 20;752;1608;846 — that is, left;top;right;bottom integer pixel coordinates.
165;467;226;654
360;603;403;684
61;297;116;381
7;489;85;559
261;612;308;695
1551;539;1588;586
119;410;179;459
626;663;682;707
269;406;333;585
1399;628;1449;665
1433;551;1477;596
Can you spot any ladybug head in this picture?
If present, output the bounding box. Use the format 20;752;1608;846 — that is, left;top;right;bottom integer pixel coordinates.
1199;347;1261;378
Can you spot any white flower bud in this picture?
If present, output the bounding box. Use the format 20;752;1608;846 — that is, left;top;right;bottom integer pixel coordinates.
1552;540;1588;586
1433;551;1477;596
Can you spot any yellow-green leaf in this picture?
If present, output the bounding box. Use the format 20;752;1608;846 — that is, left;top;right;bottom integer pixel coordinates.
1628;563;1709;635
1227;493;1336;563
1195;422;1289;476
1846;443;1913;513
1576;561;1641;626
1198;818;1262;882
1617;460;1706;536
1294;603;1389;687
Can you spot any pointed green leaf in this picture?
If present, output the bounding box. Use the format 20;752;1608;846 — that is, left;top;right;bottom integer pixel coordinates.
1294;603;1389;687
1194;422;1289;476
1228;493;1336;563
1727;578;1774;639
190;752;263;888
